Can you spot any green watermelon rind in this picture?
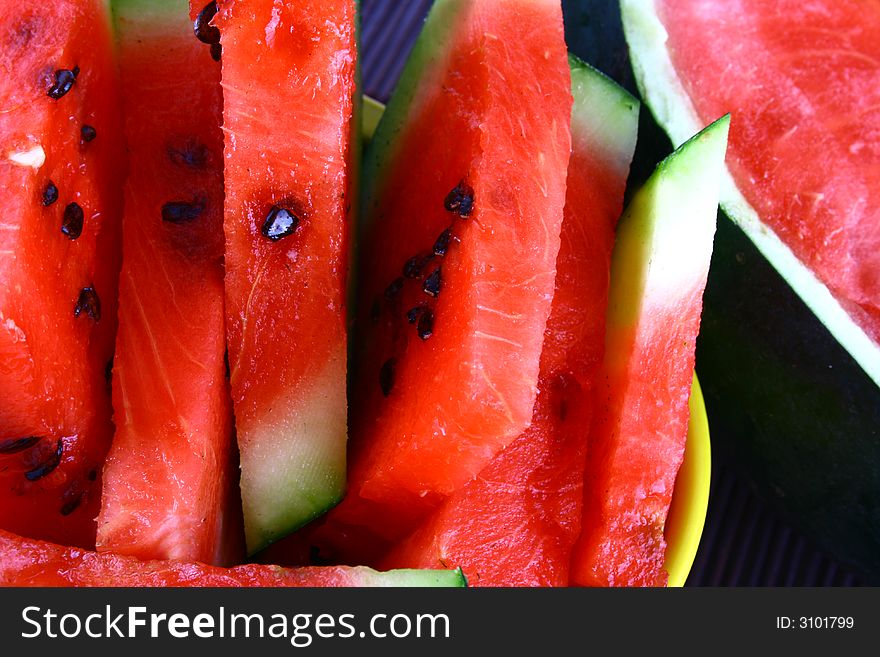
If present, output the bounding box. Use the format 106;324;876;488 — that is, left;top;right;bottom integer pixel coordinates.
365;567;468;588
619;0;880;388
569;54;639;175
238;359;348;556
610;115;729;332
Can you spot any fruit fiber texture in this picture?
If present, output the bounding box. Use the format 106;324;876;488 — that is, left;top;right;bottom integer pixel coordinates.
96;0;237;566
382;59;639;586
305;0;573;565
0;0;124;547
215;0;357;554
0;529;464;587
657;0;880;345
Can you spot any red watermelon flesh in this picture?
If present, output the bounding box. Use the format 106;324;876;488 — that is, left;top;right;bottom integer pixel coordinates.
658;0;880;344
0;529;465;587
570;116;729;587
95;0;237;566
326;0;572;555
380;59;639;587
214;0;357;554
0;0;124;547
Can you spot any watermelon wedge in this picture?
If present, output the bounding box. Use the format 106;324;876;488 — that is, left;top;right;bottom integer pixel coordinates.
0;529;466;587
95;0;237;565
621;0;880;387
323;0;573;554
571;115;729;587
0;0;124;547
214;0;357;554
381;57;639;586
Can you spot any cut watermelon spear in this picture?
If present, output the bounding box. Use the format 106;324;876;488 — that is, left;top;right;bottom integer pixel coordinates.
621;0;880;387
214;0;357;555
95;0;237;566
318;0;573;557
615;0;880;584
380;57;639;586
0;529;466;587
0;0;124;547
571;115;729;587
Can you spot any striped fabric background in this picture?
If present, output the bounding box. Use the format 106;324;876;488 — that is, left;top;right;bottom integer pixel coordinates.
359;0;863;587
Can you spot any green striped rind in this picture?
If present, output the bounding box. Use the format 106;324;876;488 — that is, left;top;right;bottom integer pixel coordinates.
360;567;468;587
360;0;469;232
620;0;880;387
568;54;639;174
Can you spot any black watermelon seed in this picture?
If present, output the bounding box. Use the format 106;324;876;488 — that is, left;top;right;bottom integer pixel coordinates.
0;436;42;454
261;205;300;241
42;180;58;206
417;310;434;340
74;287;101;321
210;42;222;62
444;180;475;217
24;439;63;482
384;277;404;300
80;124;97;142
87;468;98;482
433;228;452;256
458;195;474;217
61;202;84;239
404;254;433;279
406;306;425;324
423;267;442;297
379;358;396;397
195;2;221;44
104;357;113;386
60;492;83;516
403;256;421;279
162;200;203;224
47;66;78;99
224;349;230;379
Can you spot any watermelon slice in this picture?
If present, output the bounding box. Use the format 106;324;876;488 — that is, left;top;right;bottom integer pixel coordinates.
214;0;357;554
0;0;124;547
324;0;573;554
620;0;880;387
571;115;729;587
0;529;466;587
381;57;639;586
95;0;237;565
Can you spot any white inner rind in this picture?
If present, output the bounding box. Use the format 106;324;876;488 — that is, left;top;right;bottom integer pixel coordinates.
569;56;640;176
620;0;880;388
356;567;467;587
238;352;348;554
609;117;729;338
